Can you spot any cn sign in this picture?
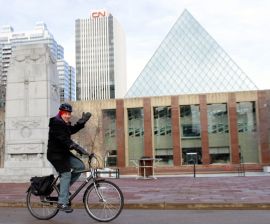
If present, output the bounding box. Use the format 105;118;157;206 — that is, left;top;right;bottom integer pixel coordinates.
91;11;107;18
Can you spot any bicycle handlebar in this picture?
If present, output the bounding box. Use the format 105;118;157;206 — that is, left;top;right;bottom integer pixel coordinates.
87;153;100;168
88;152;95;160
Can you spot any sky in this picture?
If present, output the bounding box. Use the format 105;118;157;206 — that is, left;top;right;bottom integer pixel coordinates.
0;0;270;90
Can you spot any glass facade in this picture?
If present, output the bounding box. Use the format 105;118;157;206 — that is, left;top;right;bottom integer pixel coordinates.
207;103;230;164
153;106;173;166
125;10;257;98
127;108;144;165
237;102;259;163
180;105;202;165
102;109;117;167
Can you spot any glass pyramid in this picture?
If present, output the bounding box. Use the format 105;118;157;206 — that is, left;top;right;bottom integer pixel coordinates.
125;10;258;98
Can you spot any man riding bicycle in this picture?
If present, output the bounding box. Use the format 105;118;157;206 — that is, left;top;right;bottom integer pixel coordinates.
47;103;91;213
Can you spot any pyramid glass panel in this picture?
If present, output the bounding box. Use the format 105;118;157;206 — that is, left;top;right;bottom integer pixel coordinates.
125;10;258;98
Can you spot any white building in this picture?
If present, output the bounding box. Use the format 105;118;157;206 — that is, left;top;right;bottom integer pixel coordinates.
0;22;75;106
69;66;76;101
57;60;76;102
75;10;126;100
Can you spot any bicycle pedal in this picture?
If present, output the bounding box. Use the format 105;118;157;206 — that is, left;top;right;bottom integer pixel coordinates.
46;196;58;201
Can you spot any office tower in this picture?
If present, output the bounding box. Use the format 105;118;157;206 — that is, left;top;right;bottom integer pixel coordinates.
75;10;126;100
69;66;76;101
57;60;76;102
125;10;257;98
0;22;75;106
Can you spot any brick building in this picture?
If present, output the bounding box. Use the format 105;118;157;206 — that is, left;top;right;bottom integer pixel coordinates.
71;90;270;174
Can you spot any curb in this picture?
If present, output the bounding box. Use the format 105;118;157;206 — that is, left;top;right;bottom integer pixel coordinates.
125;203;270;210
1;202;270;210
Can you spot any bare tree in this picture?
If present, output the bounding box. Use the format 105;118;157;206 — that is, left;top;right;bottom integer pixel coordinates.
70;102;106;167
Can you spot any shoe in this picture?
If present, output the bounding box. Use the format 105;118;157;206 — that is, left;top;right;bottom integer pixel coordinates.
57;203;73;213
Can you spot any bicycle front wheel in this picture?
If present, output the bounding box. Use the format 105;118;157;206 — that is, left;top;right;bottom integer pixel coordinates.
26;185;59;220
83;180;124;222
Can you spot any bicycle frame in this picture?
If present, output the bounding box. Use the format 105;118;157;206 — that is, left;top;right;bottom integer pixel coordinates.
69;168;98;202
47;168;104;203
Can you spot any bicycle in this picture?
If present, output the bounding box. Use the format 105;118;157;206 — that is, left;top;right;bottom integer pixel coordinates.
26;153;124;222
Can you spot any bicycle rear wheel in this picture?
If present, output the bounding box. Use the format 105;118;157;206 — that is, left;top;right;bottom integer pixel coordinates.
26;185;59;220
83;180;124;222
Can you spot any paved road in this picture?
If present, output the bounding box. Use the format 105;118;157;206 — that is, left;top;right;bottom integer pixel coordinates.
1;208;270;224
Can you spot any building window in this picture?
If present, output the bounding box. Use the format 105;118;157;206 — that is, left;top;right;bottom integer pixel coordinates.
180;105;202;165
207;103;230;164
182;148;202;165
153;106;173;166
102;109;117;167
209;147;230;163
110;84;115;99
182;124;201;137
127;108;144;165
237;101;259;163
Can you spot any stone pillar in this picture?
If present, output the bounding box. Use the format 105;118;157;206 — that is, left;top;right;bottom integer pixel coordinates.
228;93;240;164
0;109;4;168
258;91;270;164
116;99;125;167
171;96;181;166
199;95;210;164
143;98;153;157
0;44;59;182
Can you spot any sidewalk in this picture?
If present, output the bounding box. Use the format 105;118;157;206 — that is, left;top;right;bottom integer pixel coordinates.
1;173;270;209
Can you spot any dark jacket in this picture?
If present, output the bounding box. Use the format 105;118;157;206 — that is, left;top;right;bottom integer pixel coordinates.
47;114;84;173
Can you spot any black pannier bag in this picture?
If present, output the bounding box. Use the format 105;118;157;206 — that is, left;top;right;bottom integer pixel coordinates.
30;175;55;196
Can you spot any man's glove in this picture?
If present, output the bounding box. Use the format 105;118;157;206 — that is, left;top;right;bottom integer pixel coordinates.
70;143;89;155
77;112;92;125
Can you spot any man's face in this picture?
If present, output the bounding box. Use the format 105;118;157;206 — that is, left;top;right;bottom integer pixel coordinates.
61;111;71;123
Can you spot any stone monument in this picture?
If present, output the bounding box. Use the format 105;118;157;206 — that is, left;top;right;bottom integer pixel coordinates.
0;44;59;182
